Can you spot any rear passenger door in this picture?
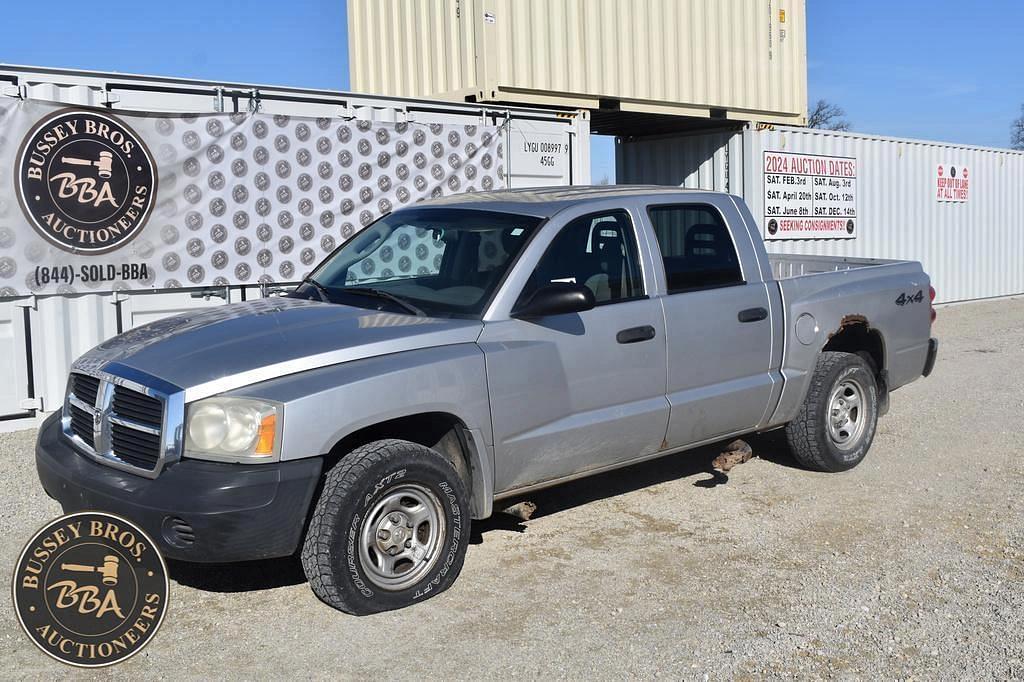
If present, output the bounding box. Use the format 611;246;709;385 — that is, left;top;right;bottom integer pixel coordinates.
646;203;775;447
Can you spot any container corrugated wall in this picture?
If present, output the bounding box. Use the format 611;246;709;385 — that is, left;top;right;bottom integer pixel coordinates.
616;128;741;192
350;0;807;125
617;125;1024;304
748;128;1024;304
349;0;479;102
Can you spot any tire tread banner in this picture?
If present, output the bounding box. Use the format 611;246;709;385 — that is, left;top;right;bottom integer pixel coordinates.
0;100;507;296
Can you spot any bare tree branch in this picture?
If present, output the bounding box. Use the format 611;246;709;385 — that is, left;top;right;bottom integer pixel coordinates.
1012;105;1024;151
807;99;852;131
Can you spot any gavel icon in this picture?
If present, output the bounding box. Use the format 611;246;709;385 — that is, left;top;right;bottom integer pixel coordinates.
60;150;114;178
61;554;120;586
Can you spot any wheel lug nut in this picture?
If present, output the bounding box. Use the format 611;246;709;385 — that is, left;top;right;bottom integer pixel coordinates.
389;514;401;524
377;529;390;540
405;540;412;548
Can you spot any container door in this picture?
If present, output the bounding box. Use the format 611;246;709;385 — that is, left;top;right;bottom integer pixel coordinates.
507;119;576;188
0;301;30;418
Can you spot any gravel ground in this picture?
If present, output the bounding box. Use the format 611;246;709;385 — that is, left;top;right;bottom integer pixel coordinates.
1;297;1022;680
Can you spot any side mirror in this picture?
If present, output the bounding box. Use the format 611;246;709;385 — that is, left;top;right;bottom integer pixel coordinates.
512;283;596;319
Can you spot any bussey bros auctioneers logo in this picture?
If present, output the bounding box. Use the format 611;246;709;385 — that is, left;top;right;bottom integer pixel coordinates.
16;109;157;254
12;511;169;667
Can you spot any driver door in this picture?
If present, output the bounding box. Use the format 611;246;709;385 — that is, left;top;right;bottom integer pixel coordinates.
478;209;670;494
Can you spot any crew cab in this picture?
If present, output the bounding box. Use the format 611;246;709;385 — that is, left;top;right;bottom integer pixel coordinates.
36;186;938;614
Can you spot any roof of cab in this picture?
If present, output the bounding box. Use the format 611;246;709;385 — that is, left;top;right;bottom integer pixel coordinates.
411;184;721;217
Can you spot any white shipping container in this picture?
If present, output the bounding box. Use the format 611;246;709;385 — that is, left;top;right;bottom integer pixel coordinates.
0;65;590;420
349;0;808;129
617;124;1024;304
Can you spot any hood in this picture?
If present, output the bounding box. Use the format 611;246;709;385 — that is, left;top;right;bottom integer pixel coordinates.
73;298;482;401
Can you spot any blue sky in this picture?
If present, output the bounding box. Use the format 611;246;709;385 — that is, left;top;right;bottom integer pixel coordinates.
2;1;1021;183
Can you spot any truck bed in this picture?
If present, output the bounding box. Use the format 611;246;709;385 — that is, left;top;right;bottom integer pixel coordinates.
763;252;931;428
767;253;905;280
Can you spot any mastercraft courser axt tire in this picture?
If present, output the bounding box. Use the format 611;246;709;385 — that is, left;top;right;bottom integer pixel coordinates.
784;351;879;473
301;439;471;615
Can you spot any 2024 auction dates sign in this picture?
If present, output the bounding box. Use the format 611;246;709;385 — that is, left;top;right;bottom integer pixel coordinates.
0;101;506;296
763;151;857;240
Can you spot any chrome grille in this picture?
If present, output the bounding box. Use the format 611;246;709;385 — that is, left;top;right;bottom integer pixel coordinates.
109;385;163;470
110;425;162;469
112;387;163;425
71;373;101;406
63;370;176;477
68;403;95;447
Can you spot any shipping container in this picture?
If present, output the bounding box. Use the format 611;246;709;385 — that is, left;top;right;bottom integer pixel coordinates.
349;0;807;134
617;124;1024;304
0;64;590;422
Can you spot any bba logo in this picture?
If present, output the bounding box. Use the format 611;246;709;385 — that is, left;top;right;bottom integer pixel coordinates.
12;512;169;667
16;109;157;254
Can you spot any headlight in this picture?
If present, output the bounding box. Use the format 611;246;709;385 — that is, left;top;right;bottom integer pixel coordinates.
184;397;281;463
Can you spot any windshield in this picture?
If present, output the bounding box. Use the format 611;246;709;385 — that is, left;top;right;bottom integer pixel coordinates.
292;208;543;318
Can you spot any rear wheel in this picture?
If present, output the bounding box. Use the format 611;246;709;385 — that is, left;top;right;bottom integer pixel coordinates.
785;351;879;472
301;439;471;615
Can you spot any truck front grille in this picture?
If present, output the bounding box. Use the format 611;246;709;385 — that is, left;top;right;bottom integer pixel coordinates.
108;385;164;470
68;403;95;448
112;387;163;425
72;373;101;406
64;372;170;476
110;425;162;469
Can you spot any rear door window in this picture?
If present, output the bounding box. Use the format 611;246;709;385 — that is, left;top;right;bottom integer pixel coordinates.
647;204;744;293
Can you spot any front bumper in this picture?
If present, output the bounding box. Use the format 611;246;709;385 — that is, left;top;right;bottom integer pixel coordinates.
922;337;939;377
35;413;322;563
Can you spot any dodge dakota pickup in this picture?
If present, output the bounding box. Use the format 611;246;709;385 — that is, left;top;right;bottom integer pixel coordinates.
36;186;938;614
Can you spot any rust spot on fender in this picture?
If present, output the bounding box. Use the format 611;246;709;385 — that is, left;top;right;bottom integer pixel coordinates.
828;314;869;339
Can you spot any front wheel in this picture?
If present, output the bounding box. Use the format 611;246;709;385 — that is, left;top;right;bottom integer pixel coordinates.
785;351;879;472
301;439;471;615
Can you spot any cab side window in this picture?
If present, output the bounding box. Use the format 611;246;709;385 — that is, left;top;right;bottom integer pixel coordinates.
647;204;744;293
519;210;644;306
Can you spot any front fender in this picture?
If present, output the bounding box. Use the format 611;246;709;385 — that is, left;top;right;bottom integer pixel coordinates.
227;344;493;517
229;343;492;459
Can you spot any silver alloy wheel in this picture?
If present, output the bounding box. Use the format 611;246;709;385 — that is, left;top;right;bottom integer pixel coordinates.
827;377;868;450
358;483;446;591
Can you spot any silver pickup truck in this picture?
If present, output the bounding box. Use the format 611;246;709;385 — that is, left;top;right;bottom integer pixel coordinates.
36;186;938;614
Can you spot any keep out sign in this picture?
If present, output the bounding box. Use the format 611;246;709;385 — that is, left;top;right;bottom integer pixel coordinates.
936;164;969;202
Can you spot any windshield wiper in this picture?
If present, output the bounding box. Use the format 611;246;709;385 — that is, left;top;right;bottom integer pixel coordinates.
298;275;331;302
343;287;426;316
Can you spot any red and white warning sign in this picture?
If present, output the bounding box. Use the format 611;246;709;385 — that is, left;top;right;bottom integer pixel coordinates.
763;151;857;240
936;163;970;202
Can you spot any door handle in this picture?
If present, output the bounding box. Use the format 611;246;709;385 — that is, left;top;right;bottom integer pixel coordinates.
616;325;656;344
738;307;768;323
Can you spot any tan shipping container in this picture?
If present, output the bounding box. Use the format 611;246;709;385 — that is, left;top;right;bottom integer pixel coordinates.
349;0;807;133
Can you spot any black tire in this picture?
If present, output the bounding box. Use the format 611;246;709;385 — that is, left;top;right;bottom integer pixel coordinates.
301;439;471;615
784;351;879;472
